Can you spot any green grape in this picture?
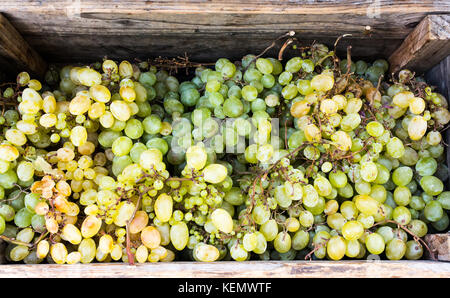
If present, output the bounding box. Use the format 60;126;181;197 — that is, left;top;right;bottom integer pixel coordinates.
405;240;423;260
393;186;411;206
392;206;412;225
365;233;385;255
415;157;437;176
423;200;444;222
391;166;413;186
14;208;33;228
385;239;406;260
0;204;15;221
420;176;444;196
437;191;450;210
274;232;292;253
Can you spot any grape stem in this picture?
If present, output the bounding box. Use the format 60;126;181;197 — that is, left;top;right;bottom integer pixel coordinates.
32;231;49;248
125;193;143;265
248;142;309;214
278;38;294;61
304;238;328;261
0;235;33;247
371;219;437;261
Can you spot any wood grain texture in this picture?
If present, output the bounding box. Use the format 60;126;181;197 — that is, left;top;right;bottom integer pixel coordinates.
425;234;450;262
0;1;448;62
389;15;450;74
0;261;448;278
425;56;450;185
0;13;47;77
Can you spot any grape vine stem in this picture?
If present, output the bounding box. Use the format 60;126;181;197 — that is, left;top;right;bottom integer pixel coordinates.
125;194;142;265
371;219;436;261
0;235;33;247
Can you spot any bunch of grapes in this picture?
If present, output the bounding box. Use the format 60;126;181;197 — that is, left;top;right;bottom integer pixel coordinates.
0;40;448;264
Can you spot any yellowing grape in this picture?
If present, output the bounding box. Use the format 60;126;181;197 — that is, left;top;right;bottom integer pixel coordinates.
36;240;50;259
113;201;135;227
43;95;57;113
170;222;189;251
243;232;258;251
16;120;37;134
311;73;334;92
256;144;274;163
98;234;114;254
354;195;379;216
139;148;163;170
408;115;427;141
186;145;207;170
393;91;414;108
342;220;364;240
81;215;102;238
110;244;123;261
203;164;228;184
39;113;57;127
50;243;68;264
0;145;19;161
135;245;149;263
103;60;118;74
194;243;220;262
290;101;310;118
426;131;442;146
332;94;347;110
409;97;425;114
327;236;346;260
320;98;338;114
211;208;234;234
78;238;96;263
345;239;361;258
129;210;149;234
22;87;43;103
61;223;82;245
154;194;173;223
19;100;41;114
78;68;102;87
141;226;161;249
88;102;106;119
331;130;352;151
5;129;27;146
90;85;111;103
110;100;131;122
70;126;88;147
66;251;82;264
45;216;59;234
120;86;136;102
69;94;91;115
304;124;321;142
119;61;133;78
344;98;363;114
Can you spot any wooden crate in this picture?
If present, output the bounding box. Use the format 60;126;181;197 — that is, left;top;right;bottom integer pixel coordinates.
0;1;449;278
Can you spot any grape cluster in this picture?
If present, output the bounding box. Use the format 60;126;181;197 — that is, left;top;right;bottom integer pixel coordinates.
0;42;449;264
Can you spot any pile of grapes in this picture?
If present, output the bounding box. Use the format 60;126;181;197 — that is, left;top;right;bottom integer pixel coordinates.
0;41;449;264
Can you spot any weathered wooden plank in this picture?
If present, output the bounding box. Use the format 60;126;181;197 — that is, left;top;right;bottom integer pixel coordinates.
0;13;47;77
21;34;400;64
425;56;450;185
0;1;448;62
0;261;448;278
389;15;450;74
425;234;450;262
0;0;448;38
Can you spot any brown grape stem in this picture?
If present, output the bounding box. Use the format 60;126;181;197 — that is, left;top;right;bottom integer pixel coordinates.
125;195;142;266
0;235;33;247
32;231;49;248
304;239;328;261
371;219;437;261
